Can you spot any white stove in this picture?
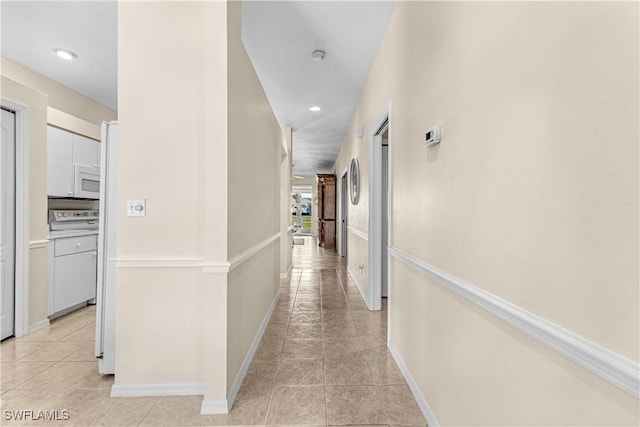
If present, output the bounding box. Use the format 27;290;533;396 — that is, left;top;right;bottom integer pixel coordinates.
49;209;99;231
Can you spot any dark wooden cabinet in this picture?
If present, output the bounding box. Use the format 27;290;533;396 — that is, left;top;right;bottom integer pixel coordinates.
317;174;336;248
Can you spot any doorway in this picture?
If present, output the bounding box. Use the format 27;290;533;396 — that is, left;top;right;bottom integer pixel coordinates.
292;185;313;236
339;169;348;257
367;106;390;311
1;108;16;340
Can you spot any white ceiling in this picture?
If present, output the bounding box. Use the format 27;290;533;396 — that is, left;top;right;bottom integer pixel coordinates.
242;1;394;176
1;1;394;176
1;0;117;111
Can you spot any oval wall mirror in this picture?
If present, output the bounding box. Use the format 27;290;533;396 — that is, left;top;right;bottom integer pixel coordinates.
350;158;360;205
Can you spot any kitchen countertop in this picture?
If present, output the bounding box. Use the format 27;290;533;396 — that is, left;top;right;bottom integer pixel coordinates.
48;229;99;239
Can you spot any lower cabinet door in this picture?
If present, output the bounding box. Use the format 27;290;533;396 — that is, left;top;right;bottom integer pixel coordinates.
54;251;97;313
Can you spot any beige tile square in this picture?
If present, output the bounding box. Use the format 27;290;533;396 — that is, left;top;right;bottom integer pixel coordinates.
378;385;426;425
324;356;375;385
254;338;285;361
294;293;322;303
63;343;99;362
281;339;323;359
0;340;49;363
266;385;326;425
61;387;157;426
242;359;279;387
269;311;292;324
59;325;97;342
293;301;321;312
19;341;86;362
139;395;203;426
276;358;323;385
262;323;289;340
322;338;364;359
287;323;323;339
325;385;387;425
322;322;359;338
13;362;113;391
0;361;55;389
204;384;274;426
290;311;322;324
367;357;406;385
322;310;352;323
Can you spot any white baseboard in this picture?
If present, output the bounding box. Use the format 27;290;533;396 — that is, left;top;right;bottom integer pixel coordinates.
200;288;281;415
389;342;439;427
280;264;292;279
347;266;368;306
110;382;204;397
200;399;229;414
29;318;50;333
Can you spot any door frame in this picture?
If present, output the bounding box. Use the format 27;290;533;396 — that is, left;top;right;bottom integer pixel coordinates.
367;104;391;311
2;99;30;337
339;167;348;257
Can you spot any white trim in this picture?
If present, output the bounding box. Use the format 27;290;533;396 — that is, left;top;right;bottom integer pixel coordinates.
28;239;48;249
389;342;439;427
203;289;281;415
110;382;204;397
200;399;229;415
347;267;368;307
2;99;30;338
367;104;390;311
280;264;292;279
389;246;640;399
228;232;280;272
115;257;205;269
347;226;368;241
287;225;295;233
201;261;231;274
29;318;50;333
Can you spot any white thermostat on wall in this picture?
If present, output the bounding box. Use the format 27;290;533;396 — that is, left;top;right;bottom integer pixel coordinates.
424;125;441;148
127;199;146;217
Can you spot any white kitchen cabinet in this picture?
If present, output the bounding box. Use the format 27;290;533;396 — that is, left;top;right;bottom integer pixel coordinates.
47;125;100;198
73;133;100;169
47;126;74;197
48;234;98;315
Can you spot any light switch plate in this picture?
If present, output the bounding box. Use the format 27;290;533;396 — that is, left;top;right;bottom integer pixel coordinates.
127;199;146;217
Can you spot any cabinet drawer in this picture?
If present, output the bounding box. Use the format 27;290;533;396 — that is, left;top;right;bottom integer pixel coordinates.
55;235;97;256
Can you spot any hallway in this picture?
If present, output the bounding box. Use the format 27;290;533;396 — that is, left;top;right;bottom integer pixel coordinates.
1;236;425;426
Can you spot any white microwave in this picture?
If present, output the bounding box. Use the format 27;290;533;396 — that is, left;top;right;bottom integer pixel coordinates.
74;164;101;199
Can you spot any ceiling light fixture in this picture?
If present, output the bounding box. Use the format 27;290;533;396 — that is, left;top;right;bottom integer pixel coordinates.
53;48;78;60
309;106;321;112
312;50;326;62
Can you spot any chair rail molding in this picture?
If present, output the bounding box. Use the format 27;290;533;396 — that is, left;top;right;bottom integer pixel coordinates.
389;246;640;399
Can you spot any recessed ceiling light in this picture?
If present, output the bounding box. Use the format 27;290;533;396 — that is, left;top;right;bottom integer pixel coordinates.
312;50;326;61
309;106;321;112
53;48;78;60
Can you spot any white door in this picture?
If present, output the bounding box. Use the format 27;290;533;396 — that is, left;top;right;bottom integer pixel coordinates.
381;143;389;297
340;171;348;257
1;108;16;340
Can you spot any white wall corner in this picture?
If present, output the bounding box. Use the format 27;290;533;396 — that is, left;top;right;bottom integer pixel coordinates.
29;318;50;333
280;264;292;279
200;398;229;415
110;382;204;397
388;342;439;427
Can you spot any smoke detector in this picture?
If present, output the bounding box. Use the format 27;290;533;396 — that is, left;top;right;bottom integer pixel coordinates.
312;50;326;62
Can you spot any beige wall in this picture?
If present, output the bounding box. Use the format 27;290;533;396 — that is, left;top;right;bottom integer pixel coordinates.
335;2;639;425
117;0;282;406
226;0;281;392
1;58;116;328
117;0;229;393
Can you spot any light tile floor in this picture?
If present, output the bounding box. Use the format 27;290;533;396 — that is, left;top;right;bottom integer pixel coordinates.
0;236;425;426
